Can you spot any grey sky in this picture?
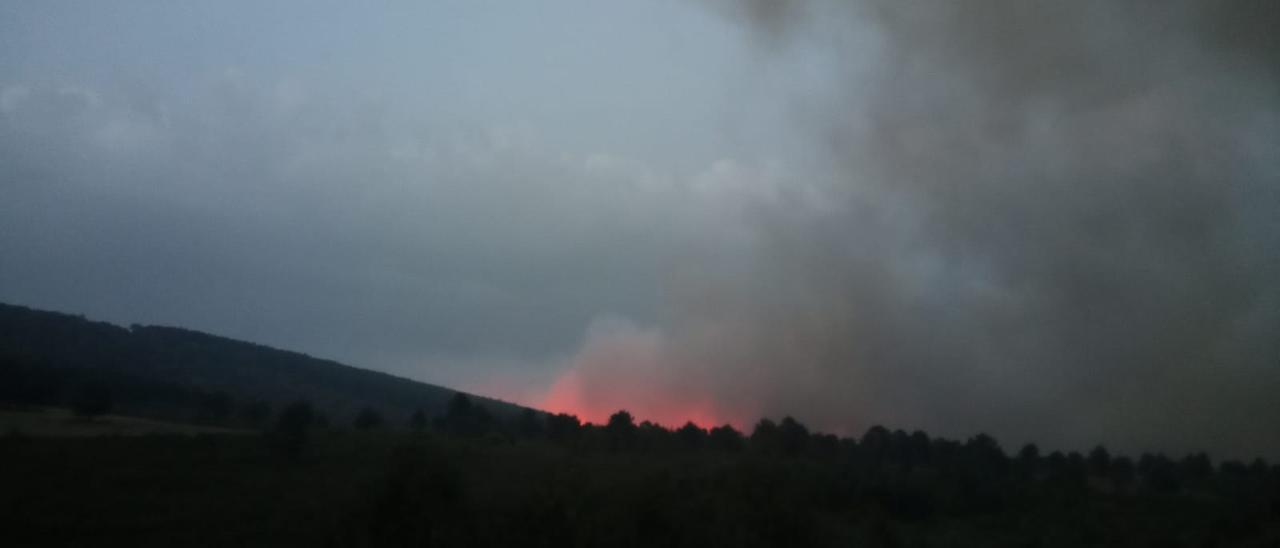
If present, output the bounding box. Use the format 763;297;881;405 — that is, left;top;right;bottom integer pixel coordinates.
2;1;1277;459
1;0;776;367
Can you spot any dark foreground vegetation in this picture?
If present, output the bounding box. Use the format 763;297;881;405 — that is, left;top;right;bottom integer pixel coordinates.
3;397;1279;547
3;302;1279;546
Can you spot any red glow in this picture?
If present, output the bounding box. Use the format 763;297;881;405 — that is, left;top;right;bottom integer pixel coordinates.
484;319;749;431
537;369;740;430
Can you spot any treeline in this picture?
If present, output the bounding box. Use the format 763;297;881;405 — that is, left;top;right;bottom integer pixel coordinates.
245;395;1279;546
273;391;1280;511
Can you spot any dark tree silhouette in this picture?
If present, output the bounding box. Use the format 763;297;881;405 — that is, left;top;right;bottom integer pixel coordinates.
778;416;810;456
472;404;494;433
409;407;428;431
1180;452;1213;481
1139;453;1181;492
447;392;472;417
1110;456;1135;489
906;430;933;467
1018;443;1041;462
635;420;672;452
861;425;892;463
1017;443;1041;478
605;410;637;450
436;392;493;436
965;433;1010;479
1088;445;1111;477
271;400;315;460
355;407;386;430
676;421;707;450
708;424;745;452
242;400;272;427
545;413;581;444
810;433;839;458
606;410;636;435
517;408;542;438
750;418;781;454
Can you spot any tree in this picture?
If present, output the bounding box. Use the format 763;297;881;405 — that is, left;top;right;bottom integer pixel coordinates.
1018;443;1041;463
636;420;673;451
409;407;428;432
1017;443;1041;478
1110;456;1135;489
811;433;840;458
242;400;272;428
861;425;892;463
606;410;637;450
1180;452;1212;481
778;416;810;456
437;392;492;436
676;421;707;450
606;410;636;435
1139;453;1180;492
965;433;1010;478
517;408;542;438
271;400;315;460
447;392;472;417
906;430;933;466
750;418;781;454
709;424;745;452
1088;445;1111;477
545;413;581;444
472;404;494;434
355;407;385;430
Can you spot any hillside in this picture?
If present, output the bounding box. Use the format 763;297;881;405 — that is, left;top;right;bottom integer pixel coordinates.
0;302;527;427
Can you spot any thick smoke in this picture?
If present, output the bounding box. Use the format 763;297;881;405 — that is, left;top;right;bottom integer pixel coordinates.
544;1;1280;457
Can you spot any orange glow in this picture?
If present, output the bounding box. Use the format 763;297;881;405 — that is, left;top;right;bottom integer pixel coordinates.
536;369;741;430
485;319;749;431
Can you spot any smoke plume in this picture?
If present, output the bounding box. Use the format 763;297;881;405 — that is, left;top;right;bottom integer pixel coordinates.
541;1;1280;457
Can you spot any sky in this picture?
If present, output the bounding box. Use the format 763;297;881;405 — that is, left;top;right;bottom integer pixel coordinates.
2;1;1277;459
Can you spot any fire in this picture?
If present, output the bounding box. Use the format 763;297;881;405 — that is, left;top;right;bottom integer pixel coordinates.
536;368;740;430
483;317;746;430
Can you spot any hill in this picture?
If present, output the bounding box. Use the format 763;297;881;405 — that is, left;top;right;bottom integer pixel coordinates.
0;302;526;428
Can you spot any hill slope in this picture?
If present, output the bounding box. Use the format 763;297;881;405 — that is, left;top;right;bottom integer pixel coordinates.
0;302;526;426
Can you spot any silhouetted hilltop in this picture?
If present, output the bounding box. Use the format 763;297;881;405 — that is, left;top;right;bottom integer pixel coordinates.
0;302;525;426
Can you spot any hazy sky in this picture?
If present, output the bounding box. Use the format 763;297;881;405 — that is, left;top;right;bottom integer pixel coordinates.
2;1;1277;458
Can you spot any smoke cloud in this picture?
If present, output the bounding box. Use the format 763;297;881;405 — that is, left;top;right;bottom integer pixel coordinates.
541;1;1280;457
